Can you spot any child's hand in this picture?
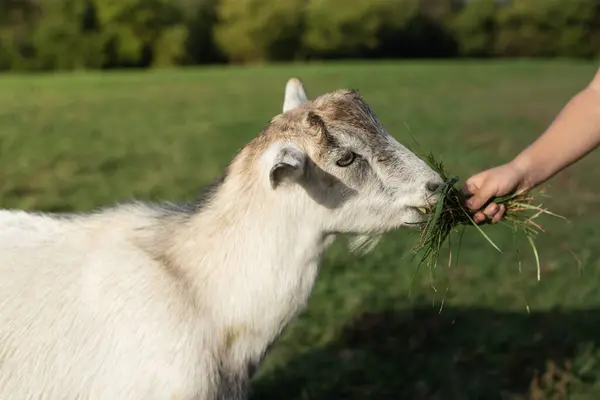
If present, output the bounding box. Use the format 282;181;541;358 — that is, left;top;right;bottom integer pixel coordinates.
462;162;529;224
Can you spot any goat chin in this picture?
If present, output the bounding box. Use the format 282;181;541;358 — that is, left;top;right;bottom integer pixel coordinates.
348;234;382;255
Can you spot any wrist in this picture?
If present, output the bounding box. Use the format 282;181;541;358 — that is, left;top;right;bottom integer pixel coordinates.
509;155;535;192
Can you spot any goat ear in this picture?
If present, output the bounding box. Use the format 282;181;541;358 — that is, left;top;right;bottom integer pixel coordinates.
283;77;309;112
267;143;307;189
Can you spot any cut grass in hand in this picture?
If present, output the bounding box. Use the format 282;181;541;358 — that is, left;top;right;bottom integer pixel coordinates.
412;151;569;282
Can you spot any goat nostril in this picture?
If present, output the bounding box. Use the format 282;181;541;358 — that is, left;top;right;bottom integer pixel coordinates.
426;181;441;193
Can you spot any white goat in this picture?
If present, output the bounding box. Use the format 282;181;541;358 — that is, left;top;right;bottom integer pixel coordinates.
0;78;443;400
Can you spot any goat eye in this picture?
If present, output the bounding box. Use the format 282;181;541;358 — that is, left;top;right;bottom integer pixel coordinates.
336;152;356;167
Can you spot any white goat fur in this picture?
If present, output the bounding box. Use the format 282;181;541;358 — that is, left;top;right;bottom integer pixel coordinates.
0;78;442;399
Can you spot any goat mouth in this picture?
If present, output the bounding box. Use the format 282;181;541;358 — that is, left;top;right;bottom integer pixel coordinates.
409;206;433;216
402;206;434;227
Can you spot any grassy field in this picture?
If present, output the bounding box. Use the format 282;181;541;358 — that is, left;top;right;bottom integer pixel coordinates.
1;60;600;399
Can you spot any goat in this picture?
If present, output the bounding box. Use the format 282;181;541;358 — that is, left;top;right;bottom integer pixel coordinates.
0;77;443;400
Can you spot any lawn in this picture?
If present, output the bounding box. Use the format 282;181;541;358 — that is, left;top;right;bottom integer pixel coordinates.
1;59;599;399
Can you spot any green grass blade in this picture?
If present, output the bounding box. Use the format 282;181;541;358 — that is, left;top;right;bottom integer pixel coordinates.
461;207;503;253
526;234;541;281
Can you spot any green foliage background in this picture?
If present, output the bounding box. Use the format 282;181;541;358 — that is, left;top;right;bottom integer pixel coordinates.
0;0;599;71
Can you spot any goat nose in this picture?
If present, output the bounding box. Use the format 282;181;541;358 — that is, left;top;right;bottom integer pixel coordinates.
426;181;441;193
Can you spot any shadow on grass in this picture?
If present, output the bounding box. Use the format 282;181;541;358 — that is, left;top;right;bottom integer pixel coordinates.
250;306;600;399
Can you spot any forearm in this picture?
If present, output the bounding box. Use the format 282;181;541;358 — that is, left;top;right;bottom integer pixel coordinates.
512;69;600;189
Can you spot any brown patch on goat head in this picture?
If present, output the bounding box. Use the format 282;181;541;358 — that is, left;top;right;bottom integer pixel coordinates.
231;89;381;174
313;89;381;137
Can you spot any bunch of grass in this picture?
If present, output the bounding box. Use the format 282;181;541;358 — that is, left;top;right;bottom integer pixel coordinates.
412;151;569;282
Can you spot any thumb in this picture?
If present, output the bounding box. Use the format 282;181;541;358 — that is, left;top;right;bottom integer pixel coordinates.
460;178;479;197
466;179;497;211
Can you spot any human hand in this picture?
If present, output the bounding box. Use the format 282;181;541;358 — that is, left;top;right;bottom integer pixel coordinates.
462;162;530;224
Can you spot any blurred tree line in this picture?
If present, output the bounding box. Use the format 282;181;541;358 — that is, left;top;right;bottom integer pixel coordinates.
0;0;598;71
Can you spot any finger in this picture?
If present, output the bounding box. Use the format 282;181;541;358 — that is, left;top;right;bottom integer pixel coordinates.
482;202;499;218
466;180;496;211
473;211;486;224
491;204;506;224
